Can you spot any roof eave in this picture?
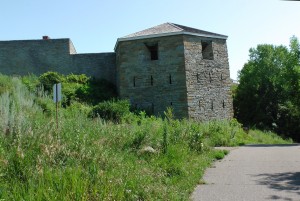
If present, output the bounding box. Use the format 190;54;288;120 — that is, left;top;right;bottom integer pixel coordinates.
114;31;228;51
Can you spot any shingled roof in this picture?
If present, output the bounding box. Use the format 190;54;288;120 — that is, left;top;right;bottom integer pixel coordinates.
119;22;227;40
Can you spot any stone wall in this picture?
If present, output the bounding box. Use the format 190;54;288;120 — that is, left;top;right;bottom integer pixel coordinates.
71;53;116;84
0;39;116;83
116;35;189;118
0;39;71;75
183;35;233;120
0;34;233;121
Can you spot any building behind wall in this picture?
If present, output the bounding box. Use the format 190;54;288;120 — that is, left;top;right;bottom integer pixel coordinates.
0;22;233;120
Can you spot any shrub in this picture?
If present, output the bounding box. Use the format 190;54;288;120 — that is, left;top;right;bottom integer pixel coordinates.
89;99;130;123
75;78;117;105
61;82;79;107
35;97;55;115
213;150;227;160
37;72;117;106
65;74;89;84
21;74;40;92
189;132;204;152
0;74;14;95
39;72;64;91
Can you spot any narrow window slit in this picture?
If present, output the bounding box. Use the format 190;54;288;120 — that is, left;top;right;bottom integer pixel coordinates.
169;74;172;84
133;76;136;87
151;75;153;86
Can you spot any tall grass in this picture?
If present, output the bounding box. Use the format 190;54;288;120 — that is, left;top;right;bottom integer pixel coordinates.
0;76;43;136
0;74;292;200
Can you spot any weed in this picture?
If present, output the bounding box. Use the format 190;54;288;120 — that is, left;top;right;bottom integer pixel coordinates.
0;73;292;201
213;150;226;160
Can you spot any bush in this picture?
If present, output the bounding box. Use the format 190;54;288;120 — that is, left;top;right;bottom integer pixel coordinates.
75;78;117;105
189;132;204;153
21;74;40;92
89;99;130;123
0;75;14;95
65;74;89;84
39;72;64;91
37;72;117;106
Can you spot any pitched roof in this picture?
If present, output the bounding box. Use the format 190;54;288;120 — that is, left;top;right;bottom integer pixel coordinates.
119;22;227;40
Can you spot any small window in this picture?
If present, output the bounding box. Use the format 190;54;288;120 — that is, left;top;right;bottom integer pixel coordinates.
151;75;153;86
146;44;158;60
211;100;214;110
170;102;173;106
169;74;172;84
133;76;136;87
201;41;213;60
222;100;225;108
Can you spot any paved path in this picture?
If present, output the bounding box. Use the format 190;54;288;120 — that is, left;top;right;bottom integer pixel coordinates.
191;144;300;201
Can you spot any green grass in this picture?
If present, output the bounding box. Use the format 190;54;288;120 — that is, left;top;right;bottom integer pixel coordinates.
245;129;293;144
0;74;292;200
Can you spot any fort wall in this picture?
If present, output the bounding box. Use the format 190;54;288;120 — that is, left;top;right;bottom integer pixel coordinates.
183;35;233;120
0;38;116;84
116;35;189;118
0;25;233;121
71;53;116;84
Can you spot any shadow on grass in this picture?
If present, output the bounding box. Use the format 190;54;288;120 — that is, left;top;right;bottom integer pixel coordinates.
253;172;300;200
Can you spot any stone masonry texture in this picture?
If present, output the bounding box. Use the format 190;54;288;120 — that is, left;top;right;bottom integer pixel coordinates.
115;34;233;120
0;23;233;121
183;36;233;120
116;35;188;118
0;39;116;84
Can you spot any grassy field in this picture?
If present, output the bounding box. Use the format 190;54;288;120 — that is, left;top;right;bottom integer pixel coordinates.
0;74;292;200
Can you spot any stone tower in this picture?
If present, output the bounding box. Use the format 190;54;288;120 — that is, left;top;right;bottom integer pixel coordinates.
115;23;233;120
0;22;233;121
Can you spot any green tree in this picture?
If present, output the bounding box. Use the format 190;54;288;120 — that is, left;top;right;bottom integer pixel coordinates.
234;36;300;141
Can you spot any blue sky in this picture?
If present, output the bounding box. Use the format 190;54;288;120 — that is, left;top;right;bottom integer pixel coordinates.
1;0;299;80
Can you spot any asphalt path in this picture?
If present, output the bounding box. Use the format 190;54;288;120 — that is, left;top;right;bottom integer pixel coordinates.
191;144;300;201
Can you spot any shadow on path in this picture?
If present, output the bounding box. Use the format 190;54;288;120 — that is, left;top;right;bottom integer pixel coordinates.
244;144;300;147
253;172;300;200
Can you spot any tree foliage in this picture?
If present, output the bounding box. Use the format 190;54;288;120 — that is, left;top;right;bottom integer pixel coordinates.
234;36;300;141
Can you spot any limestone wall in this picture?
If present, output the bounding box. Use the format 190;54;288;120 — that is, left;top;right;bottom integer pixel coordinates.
71;53;116;84
0;39;116;83
0;39;71;75
116;35;189;118
183;35;233;121
0;35;233;121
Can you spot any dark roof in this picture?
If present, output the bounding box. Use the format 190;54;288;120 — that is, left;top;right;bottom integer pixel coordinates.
120;22;227;40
